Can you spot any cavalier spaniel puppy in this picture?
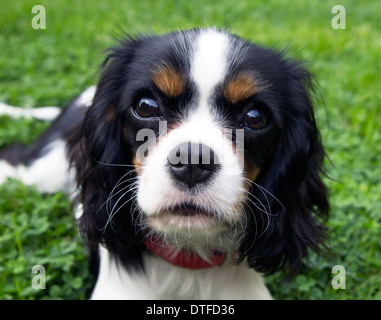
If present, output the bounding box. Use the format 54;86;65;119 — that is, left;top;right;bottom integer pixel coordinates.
0;28;329;299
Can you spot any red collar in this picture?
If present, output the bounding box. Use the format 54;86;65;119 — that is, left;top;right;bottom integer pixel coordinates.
145;238;227;270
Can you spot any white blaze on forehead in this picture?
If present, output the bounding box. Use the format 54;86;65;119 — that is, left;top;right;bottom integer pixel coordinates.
184;29;230;144
191;29;229;105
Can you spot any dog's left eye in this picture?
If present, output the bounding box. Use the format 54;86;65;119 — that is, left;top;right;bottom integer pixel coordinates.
241;109;268;131
134;97;160;118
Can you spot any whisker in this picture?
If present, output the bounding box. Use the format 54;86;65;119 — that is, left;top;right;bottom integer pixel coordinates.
242;190;270;215
103;192;139;233
96;170;137;214
93;157;138;168
239;176;285;250
102;182;139;232
131;200;143;232
107;176;138;204
242;190;271;237
241;199;258;244
243;177;284;214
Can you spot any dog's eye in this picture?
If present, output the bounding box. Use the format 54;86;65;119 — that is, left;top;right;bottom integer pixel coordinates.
134;98;160;118
242;109;268;130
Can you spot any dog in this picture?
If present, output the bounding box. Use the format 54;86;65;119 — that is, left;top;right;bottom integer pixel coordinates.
0;28;329;299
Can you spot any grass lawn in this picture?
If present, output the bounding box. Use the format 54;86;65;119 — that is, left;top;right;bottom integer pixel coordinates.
0;0;380;300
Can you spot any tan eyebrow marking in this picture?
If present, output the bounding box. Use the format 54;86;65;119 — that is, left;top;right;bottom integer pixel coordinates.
224;73;259;104
151;63;185;97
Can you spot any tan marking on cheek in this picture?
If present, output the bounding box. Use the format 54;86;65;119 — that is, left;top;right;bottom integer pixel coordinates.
244;158;261;186
224;73;258;104
246;167;261;182
133;156;142;176
151;63;185;97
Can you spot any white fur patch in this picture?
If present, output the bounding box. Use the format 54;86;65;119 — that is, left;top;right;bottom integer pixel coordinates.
0;86;95;121
0;139;75;195
19;139;75;194
91;246;272;299
0;160;17;185
191;29;229;106
75;85;96;108
0;102;61;121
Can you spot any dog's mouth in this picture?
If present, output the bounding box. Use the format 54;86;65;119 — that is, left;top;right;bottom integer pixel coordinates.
146;203;230;235
163;204;216;217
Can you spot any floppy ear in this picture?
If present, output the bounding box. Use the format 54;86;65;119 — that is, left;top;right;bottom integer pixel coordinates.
69;37;145;268
239;60;329;276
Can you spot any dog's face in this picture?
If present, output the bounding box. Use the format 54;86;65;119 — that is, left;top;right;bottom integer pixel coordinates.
128;30;278;243
72;28;328;275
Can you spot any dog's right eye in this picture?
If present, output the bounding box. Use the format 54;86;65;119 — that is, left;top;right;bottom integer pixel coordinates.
241;108;268;131
134;97;160;118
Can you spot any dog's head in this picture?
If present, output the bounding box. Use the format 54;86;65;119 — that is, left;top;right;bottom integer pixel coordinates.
71;28;329;275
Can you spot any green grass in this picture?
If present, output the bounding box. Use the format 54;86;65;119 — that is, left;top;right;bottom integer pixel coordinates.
0;181;93;299
0;0;380;300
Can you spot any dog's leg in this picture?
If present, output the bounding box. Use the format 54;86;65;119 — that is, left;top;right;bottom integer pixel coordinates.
0;139;76;194
0;86;96;194
0;102;62;189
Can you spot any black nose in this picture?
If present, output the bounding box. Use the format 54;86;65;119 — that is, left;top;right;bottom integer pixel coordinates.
168;142;220;189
